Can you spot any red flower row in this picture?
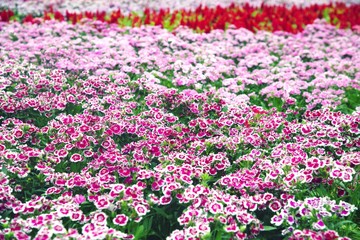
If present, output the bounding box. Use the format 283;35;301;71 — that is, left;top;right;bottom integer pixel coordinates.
0;3;359;33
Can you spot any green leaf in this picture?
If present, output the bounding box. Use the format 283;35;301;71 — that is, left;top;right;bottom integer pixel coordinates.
251;10;260;17
134;225;145;239
143;217;153;230
1;165;8;174
334;220;356;228
153;207;172;219
9;33;18;41
263;226;277;231
323;8;331;23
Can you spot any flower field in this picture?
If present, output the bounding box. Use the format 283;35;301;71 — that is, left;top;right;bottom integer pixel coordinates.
1;1;360;33
0;0;360;239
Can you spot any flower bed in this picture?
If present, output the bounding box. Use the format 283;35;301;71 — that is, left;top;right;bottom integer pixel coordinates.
0;4;359;240
1;0;359;15
1;3;360;33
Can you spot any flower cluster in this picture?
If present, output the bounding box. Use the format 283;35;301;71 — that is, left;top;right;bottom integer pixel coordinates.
0;3;359;33
0;5;359;240
1;20;359;113
0;0;358;15
271;197;357;233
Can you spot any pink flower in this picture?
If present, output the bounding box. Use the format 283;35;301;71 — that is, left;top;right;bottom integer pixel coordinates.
92;212;107;225
269;201;282;212
209;202;223;214
225;224;239;232
160;196;172;205
197;223;210;233
76;138;89;149
113;214;129;226
52;222;66;234
313;220;326;230
14;130;23;138
110;124;123;134
74;194;86;204
341;172;352;182
330;169;342;178
70;212;82;221
306;157;321;170
62;116;74;125
70;153;83;162
82;223;95;234
301;125;312;135
270;214;284;226
94;197;110;210
324;230;339;239
134;204;149;216
287;215;295;225
56;149;68;158
15;232;31;240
